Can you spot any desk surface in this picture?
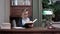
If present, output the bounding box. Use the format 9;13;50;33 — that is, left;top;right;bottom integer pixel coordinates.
0;27;60;32
0;27;60;34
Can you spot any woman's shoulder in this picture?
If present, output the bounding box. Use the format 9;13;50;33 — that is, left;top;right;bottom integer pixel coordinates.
29;16;33;21
15;17;22;21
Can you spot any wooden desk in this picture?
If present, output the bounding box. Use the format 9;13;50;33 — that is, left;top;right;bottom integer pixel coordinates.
0;27;60;34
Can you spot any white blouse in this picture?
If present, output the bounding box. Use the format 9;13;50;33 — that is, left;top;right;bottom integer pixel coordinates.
22;18;30;25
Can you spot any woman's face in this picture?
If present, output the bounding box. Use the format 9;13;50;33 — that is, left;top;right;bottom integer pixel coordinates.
22;11;29;18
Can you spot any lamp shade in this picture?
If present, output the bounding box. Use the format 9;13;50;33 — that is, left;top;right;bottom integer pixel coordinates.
43;10;53;15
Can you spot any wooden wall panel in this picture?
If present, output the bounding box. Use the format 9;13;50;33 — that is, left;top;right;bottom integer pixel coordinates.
10;6;32;17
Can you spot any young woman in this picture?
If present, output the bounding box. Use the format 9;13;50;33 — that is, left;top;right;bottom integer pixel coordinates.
16;9;33;28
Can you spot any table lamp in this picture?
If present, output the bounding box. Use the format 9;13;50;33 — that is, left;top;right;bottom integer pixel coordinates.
42;9;53;28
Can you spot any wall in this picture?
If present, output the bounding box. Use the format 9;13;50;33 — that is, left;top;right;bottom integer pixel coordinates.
0;0;10;26
4;0;10;22
33;0;42;27
33;0;39;27
0;0;5;25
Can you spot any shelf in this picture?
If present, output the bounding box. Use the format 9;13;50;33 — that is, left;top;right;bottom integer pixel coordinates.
10;5;32;7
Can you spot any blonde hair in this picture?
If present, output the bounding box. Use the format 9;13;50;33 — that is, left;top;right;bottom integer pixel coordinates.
22;8;29;12
21;8;29;15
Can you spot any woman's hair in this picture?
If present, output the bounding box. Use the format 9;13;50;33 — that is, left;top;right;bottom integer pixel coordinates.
20;8;29;17
21;8;29;13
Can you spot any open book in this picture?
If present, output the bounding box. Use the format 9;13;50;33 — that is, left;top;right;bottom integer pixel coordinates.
25;19;37;24
24;19;37;28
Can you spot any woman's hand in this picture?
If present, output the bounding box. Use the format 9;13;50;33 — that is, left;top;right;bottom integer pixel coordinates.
25;21;34;28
